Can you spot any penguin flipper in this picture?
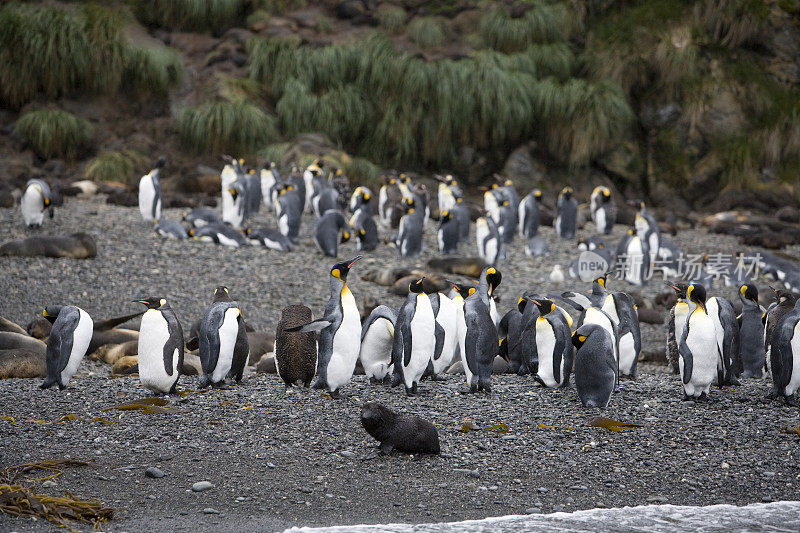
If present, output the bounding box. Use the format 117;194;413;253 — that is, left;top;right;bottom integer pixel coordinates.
49;309;80;376
286;319;333;333
678;320;694;386
559;292;592;312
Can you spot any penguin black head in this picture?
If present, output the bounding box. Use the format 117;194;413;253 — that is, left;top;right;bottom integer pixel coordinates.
42;306;65;323
341;230;351;243
485;267;501;295
447;280;475;300
213;286;231;302
571;329;588;349
560;187;573;198
133;297;168;310
594;274;608;289
330;255;361;282
602;187;611;200
409;278;425;294
403;197;416;212
228;187;239;202
498;337;509;362
534;189;542;200
440;210;452;222
665;281;688;299
739;284;758;304
627;228;635;236
245;227;252;235
399;173;410;184
187;228;196;238
530;298;556;316
517;296;528;313
686;284;707;311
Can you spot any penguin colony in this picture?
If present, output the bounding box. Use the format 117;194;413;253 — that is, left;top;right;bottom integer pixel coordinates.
22;157;800;408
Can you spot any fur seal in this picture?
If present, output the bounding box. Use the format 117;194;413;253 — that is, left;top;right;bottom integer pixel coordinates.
0;349;46;378
246;332;275;366
0;317;27;335
112;356;139;376
426;256;489;278
0;332;46;356
90;340;138;365
26;318;52;339
275;305;317;387
88;329;139;354
0;233;97;259
256;353;277;373
360;402;440;455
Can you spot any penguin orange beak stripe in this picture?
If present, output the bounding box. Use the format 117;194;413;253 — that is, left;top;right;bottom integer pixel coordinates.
347;255;362;268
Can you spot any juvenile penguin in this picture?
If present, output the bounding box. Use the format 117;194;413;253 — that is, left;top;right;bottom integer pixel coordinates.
678;284;719;400
438;210;460;254
555;187;578;239
198;287;249;388
767;298;800;404
518;189;542;239
395;198;424;258
361;402;440;455
531;299;573;388
40;306;93;390
458;267;500;392
391;278;436;395
738;284;766;378
572;323;617;408
275;305;317;388
188;223;247;247
360;305;397;383
476;217;504;265
590;186;616;235
134;297;184;394
286;256;362;397
314;209;350;257
21;179;53;228
138;157;164;223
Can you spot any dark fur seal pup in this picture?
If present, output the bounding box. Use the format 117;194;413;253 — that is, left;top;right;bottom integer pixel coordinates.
0;233;97;259
275;305;317;387
360;402;440;455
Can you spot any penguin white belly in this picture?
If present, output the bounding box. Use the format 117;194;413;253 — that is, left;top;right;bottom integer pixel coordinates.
601;296;620;325
489;298;500;327
378;187;388;222
263;237;283;251
535;318;558;387
786;323;800;396
518;202;526;237
138;310;176;393
61;309;93;385
674;304;688;343
485;238;498;265
138;176;156;221
260;171;275;207
437;230;445;252
456;305;472;385
360;318;394;380
21;187;45;226
217;233;240;247
475;224;488;258
618;332;636;375
584;307;617;362
625;238;644;284
327;288;361;391
595;208;606;233
648;233;660;261
211;308;240;383
404;294;435;388
555;215;562;236
278;213;289;237
705;298;726;377
682;316;717;397
433;297;459;373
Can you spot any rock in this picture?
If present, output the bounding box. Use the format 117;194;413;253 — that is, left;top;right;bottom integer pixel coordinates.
192;481;214;492
336;0;366;19
0;316;27;335
525;507;542;514
647;495;668;504
0;349;46;378
145;467;165;479
42;480;57;488
111;356;139;376
181;352;202;376
492;355;509;374
776;206;799;224
340;450;356;458
255;354;277;374
0;332;46;356
26;318;51;339
201;507;220;514
446;360;463;374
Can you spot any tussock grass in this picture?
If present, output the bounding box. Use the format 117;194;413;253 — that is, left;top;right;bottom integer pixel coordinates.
85;150;148;184
376;4;406;34
14;110;94;160
344;157;381;187
407;17;446;48
0;3;183;109
479;4;567;53
176;101;278;155
695;0;768;48
133;0;245;33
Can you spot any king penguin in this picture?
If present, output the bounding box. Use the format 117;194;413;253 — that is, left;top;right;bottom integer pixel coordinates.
555;187;578;239
738;284;766;378
428;290;460;378
518;189;542;239
530;298;573;388
134;297;184;394
21;179;53;228
394;198;424;258
764;289;797;364
286;256;362;397
615;228;650;285
592;275;641;378
260;162;279;209
360;305;397;383
391;278;437;395
138;157;164;223
222;180;248;229
704;291;741;386
590;186;616;235
497;199;516;243
458;267;500;393
314;209;350;257
188;223;247;247
40;305;93;390
245;226;294;251
632;200;661;264
183;207;221;228
438;210;460;254
454;197;471;242
275;183;303;244
476;217;504;265
198;286;249;388
665;281;689;375
572;323;617;407
767;297;800;405
678;284;719;400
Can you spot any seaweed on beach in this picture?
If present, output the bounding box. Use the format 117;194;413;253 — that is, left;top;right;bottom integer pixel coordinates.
589;417;644;432
103;397;185;414
0;459;114;531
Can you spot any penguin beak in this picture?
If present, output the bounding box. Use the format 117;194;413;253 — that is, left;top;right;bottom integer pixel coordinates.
132;299;149;306
347;256;362;268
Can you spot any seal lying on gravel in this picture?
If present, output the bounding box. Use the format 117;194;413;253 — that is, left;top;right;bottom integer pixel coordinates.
0;232;97;259
0;349;46;378
360;402;440;455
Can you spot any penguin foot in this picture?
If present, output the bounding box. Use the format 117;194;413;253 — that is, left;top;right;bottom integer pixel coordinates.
328;389;347;399
697;392;711;403
783;395;800;408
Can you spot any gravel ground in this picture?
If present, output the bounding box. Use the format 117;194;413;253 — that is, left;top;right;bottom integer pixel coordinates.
1;195;799;532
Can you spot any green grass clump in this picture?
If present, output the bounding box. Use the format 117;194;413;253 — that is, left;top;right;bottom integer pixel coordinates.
259;142;291;165
133;0;245;33
479;4;567;53
176;101;278;155
407;17;446;48
14;110;94;160
0;3;184;109
376;4;406;34
344;157;381;187
85;150;148;183
250;0;307;15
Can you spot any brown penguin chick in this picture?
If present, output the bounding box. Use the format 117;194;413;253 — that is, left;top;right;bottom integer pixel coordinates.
360;402;440;455
275;305;317;388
